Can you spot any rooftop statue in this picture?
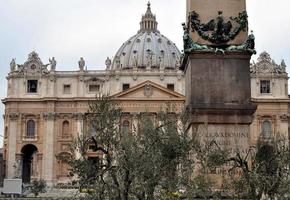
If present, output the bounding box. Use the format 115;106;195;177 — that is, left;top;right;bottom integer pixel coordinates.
115;56;121;69
105;57;111;69
78;57;85;71
10;58;16;72
49;57;57;71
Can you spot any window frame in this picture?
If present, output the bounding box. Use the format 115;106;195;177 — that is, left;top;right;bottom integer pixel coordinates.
62;120;70;138
88;84;100;93
26;120;36;138
261;120;272;139
27;80;38;94
260;80;271;94
167;84;175;91
122;84;130;91
63;84;71;94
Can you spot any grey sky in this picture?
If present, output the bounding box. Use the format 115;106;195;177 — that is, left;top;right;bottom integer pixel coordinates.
0;0;290;147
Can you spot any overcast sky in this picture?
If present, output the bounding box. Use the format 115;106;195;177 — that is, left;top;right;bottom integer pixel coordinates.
0;0;290;147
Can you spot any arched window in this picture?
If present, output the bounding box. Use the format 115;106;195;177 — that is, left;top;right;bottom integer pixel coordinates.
261;120;271;138
62;121;70;138
122;120;130;134
27;120;35;137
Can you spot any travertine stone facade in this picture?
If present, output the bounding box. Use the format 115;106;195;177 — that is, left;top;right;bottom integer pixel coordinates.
250;52;289;144
2;3;185;184
2;2;289;185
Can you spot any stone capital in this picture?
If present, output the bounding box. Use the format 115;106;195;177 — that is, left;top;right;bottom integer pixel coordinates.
279;114;289;122
43;112;58;120
72;113;84;120
8;113;19;121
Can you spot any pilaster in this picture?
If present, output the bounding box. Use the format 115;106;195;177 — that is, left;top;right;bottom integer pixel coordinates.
7;113;19;178
42;112;57;184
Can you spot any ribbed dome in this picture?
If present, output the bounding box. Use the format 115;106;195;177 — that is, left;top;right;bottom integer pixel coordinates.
111;2;181;70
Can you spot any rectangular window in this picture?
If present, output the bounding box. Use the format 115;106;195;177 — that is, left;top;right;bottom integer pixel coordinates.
167;84;175;91
89;84;100;93
122;84;130;91
27;80;38;93
260;80;270;94
63;84;71;94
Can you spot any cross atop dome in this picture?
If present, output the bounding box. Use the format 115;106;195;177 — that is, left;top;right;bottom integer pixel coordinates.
138;2;159;33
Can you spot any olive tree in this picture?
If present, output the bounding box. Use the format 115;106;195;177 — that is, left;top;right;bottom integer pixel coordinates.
58;96;196;200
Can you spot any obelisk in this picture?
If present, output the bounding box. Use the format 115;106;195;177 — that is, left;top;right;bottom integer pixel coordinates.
182;0;256;154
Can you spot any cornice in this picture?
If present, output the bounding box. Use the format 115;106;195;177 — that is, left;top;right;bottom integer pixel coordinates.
251;98;290;103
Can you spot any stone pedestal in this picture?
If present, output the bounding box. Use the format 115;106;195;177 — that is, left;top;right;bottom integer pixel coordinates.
184;51;256;151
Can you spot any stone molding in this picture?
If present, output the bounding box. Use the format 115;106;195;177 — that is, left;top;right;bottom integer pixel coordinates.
21;113;41;120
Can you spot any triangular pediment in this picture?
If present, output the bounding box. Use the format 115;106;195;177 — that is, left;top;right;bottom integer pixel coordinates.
113;81;185;100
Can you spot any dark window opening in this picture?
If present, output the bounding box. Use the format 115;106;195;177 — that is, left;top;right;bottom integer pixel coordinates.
167;84;174;91
26;120;35;137
123;84;130;91
27;80;38;93
63;85;71;94
89;84;100;93
260;80;270;94
261;120;271;139
62;121;70;138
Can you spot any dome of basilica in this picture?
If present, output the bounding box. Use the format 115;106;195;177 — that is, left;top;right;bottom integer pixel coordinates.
111;2;181;70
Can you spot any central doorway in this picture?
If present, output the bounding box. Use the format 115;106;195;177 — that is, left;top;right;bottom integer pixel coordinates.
21;144;38;183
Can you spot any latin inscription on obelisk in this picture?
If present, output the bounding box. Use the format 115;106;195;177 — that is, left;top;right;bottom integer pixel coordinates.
183;0;256;156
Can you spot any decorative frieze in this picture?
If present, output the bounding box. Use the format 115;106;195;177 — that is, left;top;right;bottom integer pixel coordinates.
250;52;287;75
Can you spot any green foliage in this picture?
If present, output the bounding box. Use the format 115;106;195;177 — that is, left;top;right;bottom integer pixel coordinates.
203;136;290;200
58;96;197;200
30;179;47;197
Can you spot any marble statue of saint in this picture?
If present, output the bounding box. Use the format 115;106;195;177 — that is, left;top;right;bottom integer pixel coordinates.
10;58;16;72
115;56;121;69
280;59;287;73
49;57;57;71
105;57;111;69
78;57;85;71
133;55;138;69
159;56;165;70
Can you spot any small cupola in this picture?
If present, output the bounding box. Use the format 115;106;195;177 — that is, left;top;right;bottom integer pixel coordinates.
138;2;159;33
